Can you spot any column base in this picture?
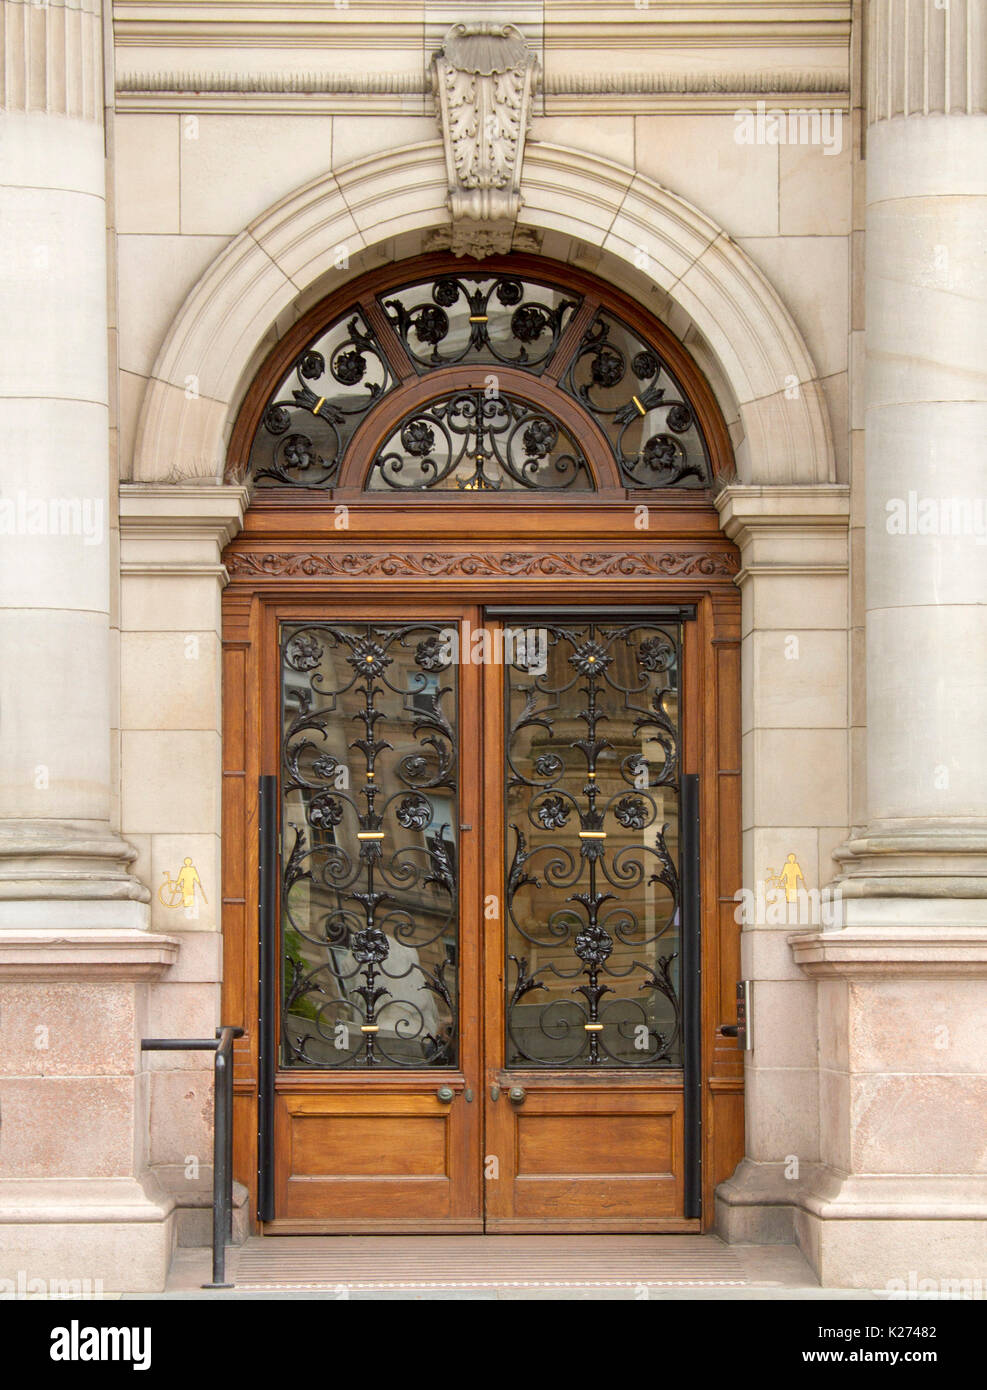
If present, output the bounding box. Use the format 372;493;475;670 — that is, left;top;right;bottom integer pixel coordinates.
0;1175;176;1295
0;819;151;932
716;1162;987;1289
0;924;182;1294
833;821;987;901
152;1166;251;1248
715;1157;825;1246
795;1171;987;1291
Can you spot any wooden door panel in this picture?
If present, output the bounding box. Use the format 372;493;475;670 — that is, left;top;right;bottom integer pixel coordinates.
274;1090;480;1228
485;1086;684;1229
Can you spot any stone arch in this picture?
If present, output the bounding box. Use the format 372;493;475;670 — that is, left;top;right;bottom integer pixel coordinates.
132;140;834;486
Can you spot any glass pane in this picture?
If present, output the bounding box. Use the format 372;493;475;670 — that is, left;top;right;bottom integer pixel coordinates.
505;621;683;1068
280;621;459;1067
379;274;581;374
249;311;395;488
366;389;594;492
561;311;711;489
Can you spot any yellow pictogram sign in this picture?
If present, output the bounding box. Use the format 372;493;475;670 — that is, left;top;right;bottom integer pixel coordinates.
764;853;806;903
158;857;207;909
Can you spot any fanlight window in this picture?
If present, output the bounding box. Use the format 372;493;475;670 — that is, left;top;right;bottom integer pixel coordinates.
245;270;713;493
367;390;592;493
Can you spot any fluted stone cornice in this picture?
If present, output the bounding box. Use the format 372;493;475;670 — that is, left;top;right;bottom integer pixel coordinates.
868;0;987;121
0;0;103;120
116;67;850;97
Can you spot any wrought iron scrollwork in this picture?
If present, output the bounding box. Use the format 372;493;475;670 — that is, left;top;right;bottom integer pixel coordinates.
280;621;458;1068
504;621;683;1068
561;311;712;489
380;274;580;373
245;272;717;493
367;389;593;492
251;311;395;488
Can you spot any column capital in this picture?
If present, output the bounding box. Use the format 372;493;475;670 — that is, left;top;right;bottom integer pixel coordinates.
868;0;987;124
119;482;250;580
715;483;850;576
0;0;104;122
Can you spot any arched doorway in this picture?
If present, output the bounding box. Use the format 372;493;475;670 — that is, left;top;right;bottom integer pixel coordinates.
222;254;743;1233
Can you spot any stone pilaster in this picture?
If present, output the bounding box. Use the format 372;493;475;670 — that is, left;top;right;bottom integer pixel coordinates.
713;485;850;1245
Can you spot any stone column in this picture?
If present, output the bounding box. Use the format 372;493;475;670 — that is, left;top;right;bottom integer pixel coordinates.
791;0;987;1287
0;0;146;927
0;0;178;1291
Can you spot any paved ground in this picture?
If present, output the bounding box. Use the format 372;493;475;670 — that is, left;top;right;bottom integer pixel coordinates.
123;1235;888;1300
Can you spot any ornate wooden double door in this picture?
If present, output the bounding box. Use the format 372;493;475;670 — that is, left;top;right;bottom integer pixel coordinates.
258;602;703;1232
221;252;744;1232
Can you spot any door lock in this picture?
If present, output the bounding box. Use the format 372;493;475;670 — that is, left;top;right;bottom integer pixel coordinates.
436;1085;455;1103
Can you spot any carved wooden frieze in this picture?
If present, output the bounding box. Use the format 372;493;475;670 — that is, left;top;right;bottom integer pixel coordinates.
226;550;739;579
431;23;539;258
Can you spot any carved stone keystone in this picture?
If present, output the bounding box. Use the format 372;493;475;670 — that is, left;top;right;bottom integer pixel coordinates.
431;22;540;258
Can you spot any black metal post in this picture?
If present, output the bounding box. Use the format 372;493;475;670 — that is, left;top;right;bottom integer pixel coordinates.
681;773;702;1220
141;1026;244;1290
211;1039;229;1286
257;775;278;1222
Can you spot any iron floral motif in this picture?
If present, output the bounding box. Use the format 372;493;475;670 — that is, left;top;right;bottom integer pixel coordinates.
253;311;394;488
381;274;579;372
562;310;712;488
280;621;459;1069
367;389;592;492
505;621;684;1067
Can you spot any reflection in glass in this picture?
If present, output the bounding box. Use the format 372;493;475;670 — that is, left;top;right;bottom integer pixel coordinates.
279;621;458;1068
505;622;683;1067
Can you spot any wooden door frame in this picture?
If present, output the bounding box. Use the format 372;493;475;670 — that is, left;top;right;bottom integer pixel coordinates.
221;246;742;1233
222;499;743;1232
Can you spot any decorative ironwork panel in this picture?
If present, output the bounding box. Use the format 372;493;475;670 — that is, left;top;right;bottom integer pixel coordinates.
561;311;712;489
280;621;459;1067
250;311;395;488
504;620;683;1067
366;389;594;491
379;274;580;374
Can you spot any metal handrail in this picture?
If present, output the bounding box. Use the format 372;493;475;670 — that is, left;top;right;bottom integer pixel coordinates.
141;1024;245;1288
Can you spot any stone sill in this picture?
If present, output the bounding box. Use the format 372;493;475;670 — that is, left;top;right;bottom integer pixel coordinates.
0;930;180;981
790;925;987;978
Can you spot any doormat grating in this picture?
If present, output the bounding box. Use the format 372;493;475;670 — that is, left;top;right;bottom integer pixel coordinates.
232;1235;748;1290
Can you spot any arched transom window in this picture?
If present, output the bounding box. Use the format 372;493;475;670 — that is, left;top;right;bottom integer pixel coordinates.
239;263;722;496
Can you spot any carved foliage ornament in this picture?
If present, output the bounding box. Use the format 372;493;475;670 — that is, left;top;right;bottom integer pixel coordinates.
227;551;740;579
432;23;539;258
